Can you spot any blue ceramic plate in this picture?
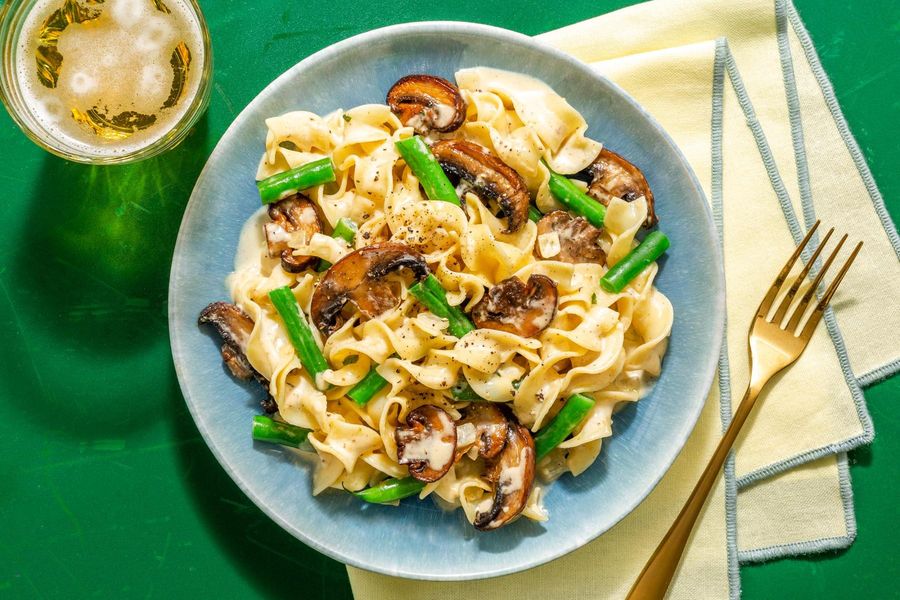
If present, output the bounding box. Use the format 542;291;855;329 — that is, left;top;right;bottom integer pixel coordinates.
169;22;724;581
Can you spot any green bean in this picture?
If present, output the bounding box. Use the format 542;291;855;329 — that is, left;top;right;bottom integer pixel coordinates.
395;136;460;206
599;231;670;293
331;217;358;243
268;286;330;390
347;366;388;406
528;205;543;223
409;274;475;338
534;393;596;461
546;168;606;229
251;415;310;448
317;217;358;272
352;477;425;504
450;378;483;401
258;158;336;204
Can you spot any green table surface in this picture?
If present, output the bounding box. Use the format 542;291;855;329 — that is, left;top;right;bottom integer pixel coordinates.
0;1;896;598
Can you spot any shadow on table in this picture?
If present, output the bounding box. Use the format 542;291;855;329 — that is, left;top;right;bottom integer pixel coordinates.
168;372;355;600
1;117;209;439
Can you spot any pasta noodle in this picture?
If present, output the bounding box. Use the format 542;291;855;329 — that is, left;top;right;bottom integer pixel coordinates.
221;67;672;526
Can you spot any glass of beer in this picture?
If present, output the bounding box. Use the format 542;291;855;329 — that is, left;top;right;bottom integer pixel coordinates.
0;0;212;164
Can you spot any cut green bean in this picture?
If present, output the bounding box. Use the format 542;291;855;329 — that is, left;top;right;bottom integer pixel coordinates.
450;378;482;401
317;217;359;272
268;286;330;390
395;136;460;206
599;231;670;293
534;393;596;461
331;217;358;243
528;205;543;223
546;168;606;229
409;274;475;338
252;415;310;448
258;158;336;204
347;366;388;405
352;476;425;504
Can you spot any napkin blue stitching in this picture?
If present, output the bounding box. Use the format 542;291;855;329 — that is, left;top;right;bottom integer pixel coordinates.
736;453;856;562
787;2;900;262
711;38;741;600
776;0;816;232
719;38;874;490
780;0;899;389
857;358;900;387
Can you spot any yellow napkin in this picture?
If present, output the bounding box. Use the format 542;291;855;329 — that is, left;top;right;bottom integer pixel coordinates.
349;0;899;596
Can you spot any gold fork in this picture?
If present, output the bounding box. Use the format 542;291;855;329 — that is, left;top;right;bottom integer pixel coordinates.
626;221;862;600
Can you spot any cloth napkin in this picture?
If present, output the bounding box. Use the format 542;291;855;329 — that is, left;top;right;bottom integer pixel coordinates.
349;0;900;597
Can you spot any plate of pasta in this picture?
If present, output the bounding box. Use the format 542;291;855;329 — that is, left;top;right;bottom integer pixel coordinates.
169;22;724;580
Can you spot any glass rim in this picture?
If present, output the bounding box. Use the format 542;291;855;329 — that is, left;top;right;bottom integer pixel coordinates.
0;0;213;165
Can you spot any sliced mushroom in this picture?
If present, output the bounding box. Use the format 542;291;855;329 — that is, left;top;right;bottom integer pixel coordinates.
395;405;457;482
473;419;536;531
431;140;530;234
587;148;657;228
309;242;430;336
387;74;467;135
535;210;606;264
457;403;510;460
471;275;558;337
265;194;323;272
199;302;276;413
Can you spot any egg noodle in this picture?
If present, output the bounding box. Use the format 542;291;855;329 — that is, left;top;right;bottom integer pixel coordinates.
225;67;672;525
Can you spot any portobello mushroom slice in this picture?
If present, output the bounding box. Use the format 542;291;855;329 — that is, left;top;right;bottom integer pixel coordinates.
199;302;276;413
456;403;510;461
471;275;558;338
309;242;430;336
587;148;657;228
387;74;467;135
431;140;530;234
473;419;536;531
395;405;457;483
535;210;605;264
265;194;323;273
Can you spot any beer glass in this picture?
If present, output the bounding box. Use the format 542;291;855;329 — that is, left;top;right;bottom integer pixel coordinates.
0;0;212;164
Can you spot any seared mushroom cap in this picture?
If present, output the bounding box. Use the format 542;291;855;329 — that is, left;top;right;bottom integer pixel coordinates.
473;420;536;531
471;275;558;338
199;302;276;413
587;148;657;228
395;405;458;482
309;242;430;336
458;403;510;460
387;74;467;135
431;140;530;234
265;194;323;273
535;210;606;264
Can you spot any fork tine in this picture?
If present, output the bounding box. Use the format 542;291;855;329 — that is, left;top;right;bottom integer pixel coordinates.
756;220;820;319
772;228;834;325
786;233;847;331
799;241;862;339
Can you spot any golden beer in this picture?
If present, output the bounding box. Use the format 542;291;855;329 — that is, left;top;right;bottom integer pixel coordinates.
1;0;211;162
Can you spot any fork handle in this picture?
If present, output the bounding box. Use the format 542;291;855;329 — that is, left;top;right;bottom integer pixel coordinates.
625;381;765;599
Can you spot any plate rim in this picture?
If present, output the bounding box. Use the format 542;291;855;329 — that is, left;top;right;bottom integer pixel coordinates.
168;20;725;581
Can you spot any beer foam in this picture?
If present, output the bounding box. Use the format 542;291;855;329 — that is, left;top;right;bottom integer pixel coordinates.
15;0;206;157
